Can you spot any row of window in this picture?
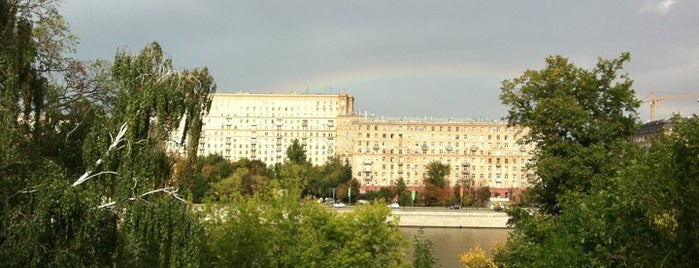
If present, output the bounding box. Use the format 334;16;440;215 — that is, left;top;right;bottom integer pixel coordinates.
356;124;518;133
354;133;515;141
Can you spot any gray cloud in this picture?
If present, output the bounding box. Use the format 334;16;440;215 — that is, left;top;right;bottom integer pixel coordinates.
60;0;699;121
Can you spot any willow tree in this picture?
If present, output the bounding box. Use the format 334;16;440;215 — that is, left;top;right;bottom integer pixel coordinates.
0;0;49;211
500;53;639;214
1;0;119;265
75;42;215;265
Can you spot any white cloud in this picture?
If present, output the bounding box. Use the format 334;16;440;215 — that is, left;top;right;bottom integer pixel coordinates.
641;0;677;15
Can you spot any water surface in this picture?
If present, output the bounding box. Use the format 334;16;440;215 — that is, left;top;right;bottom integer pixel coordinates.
401;227;509;267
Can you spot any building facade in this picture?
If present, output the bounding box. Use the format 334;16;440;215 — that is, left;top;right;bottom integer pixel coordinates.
169;92;535;193
634;118;677;146
335;116;534;192
171;92;354;165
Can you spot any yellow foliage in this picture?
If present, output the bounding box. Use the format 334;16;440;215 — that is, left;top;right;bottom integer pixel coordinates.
459;246;497;268
650;210;678;241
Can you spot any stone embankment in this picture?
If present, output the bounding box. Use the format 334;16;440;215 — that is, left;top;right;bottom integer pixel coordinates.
391;210;509;228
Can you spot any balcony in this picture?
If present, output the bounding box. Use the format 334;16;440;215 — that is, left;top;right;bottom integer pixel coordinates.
372;143;380;151
470;145;478;151
446;144;453;152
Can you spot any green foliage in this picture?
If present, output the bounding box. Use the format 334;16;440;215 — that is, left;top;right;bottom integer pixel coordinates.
304;156;352;199
412;229;439;268
117;197;205;267
1;5;215;263
425;161;450;187
396;177;412;206
495;117;699;267
286;139;308;164
420;161;451;206
1;162;117;267
500;52;639;214
204;191;406;267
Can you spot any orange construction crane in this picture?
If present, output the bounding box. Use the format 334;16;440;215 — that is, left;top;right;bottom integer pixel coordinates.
643;91;699;121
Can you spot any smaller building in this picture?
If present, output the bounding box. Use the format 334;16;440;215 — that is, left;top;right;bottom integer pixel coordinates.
334;115;535;193
634;118;677;146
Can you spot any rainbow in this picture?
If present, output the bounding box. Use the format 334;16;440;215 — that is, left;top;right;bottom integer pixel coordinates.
267;62;514;93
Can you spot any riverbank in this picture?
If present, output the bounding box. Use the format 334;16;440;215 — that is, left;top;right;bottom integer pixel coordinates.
392;209;510;228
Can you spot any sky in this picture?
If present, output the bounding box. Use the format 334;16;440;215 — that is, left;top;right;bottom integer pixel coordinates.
58;0;699;122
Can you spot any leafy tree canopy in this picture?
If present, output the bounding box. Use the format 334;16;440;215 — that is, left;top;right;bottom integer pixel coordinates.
286;138;307;165
426;161;450;188
500;52;639;214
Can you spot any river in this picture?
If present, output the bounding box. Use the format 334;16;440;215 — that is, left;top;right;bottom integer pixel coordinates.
401;227;510;268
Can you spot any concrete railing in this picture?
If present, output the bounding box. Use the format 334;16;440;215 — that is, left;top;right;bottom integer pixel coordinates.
391;210;509;228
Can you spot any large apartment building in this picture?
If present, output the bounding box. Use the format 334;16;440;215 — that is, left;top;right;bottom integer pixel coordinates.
169;92;535;193
183;92;354;164
335;116;534;192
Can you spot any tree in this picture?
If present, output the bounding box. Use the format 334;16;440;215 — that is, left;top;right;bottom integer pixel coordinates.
500;52;639;214
421;161;451;206
493;116;699;265
304;157;352;199
425;161;450;187
413;229;439;268
460;246;495;268
1;30;215;265
422;183;448;206
0;1;119;265
396;177;412;206
204;186;406;267
286;139;307;164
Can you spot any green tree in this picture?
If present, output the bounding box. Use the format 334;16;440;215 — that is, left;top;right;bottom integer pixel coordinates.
425;161;450;187
180;154;235;203
378;186;397;203
413;229;439;268
286;138;307;164
494;67;699;266
0;1;118;265
421;161;450;206
304;157;352;199
396;177;411;206
204;185;406;267
1;33;215;265
500;52;639;214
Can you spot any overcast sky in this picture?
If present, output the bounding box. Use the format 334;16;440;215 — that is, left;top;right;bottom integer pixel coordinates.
59;0;699;122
